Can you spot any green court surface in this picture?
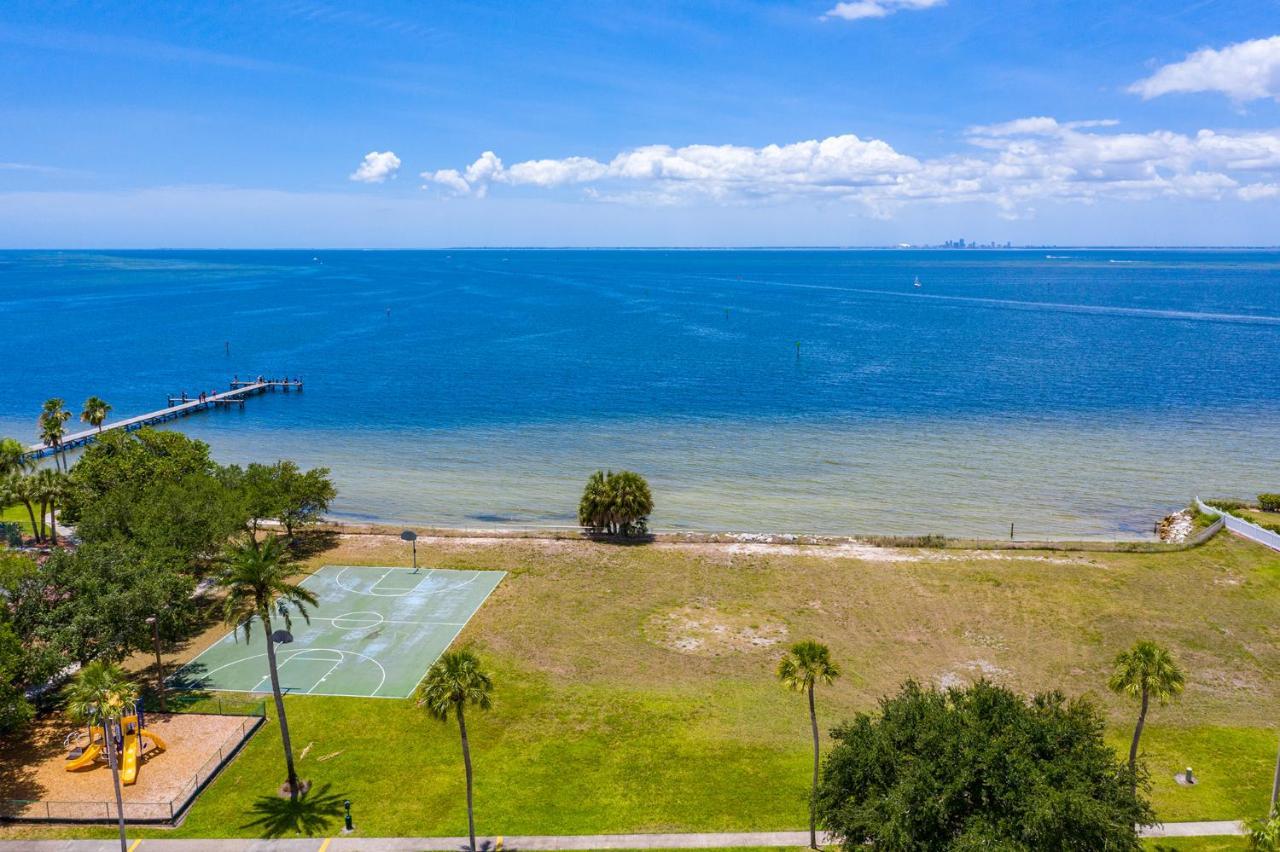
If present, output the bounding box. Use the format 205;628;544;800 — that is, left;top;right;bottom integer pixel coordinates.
172;565;505;698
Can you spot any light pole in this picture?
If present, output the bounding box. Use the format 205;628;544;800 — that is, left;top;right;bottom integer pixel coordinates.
401;529;418;574
146;616;166;711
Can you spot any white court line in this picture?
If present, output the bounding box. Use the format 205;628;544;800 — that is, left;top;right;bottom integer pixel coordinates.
402;570;506;699
249;649;342;694
311;616;467;627
172;566;499;698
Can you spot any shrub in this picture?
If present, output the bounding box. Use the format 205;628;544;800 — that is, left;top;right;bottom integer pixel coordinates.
1259;494;1280;513
1205;498;1250;511
578;470;653;537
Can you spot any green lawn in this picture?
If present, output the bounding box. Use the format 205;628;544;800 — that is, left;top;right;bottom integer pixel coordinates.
0;502;33;534
5;531;1280;842
1145;840;1248;851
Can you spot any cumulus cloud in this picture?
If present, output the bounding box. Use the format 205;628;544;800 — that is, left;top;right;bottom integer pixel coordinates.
420;120;1280;214
823;0;944;21
1129;35;1280;102
349;150;402;183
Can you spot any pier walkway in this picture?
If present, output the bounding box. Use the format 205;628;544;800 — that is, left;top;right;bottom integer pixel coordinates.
22;380;302;462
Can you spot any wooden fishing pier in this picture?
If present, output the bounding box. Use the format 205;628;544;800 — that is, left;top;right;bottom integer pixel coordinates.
22;378;302;463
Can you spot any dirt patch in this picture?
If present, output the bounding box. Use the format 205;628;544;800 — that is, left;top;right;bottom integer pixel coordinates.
646;604;788;656
936;658;1011;689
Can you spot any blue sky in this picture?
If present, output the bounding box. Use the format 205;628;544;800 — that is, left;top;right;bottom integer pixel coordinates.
3;0;1280;246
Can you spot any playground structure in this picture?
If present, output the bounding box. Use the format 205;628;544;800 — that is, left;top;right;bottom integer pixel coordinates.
65;712;168;786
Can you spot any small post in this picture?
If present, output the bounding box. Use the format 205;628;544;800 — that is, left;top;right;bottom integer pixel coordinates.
1010;522;1014;541
343;799;353;833
147;615;167;711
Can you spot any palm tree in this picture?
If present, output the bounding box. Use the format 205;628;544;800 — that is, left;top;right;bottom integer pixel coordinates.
4;471;40;543
778;640;840;850
65;660;138;852
1108;640;1185;785
32;467;69;545
38;398;71;469
81;396;112;432
0;436;28;477
415;650;494;852
217;534;316;799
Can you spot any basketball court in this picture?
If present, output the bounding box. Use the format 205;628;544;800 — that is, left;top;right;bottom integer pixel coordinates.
171;565;505;699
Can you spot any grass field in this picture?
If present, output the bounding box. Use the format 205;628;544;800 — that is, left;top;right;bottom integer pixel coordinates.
0;502;33;534
5;529;1280;842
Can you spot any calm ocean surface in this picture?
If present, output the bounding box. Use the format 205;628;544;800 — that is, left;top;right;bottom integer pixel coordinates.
2;249;1278;539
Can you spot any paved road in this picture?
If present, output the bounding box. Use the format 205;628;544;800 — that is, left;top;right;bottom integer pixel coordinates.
0;821;1248;851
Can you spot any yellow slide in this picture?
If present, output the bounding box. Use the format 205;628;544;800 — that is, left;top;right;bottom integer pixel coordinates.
64;741;103;772
120;728;168;786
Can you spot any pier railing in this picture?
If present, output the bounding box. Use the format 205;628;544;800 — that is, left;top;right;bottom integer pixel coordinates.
21;379;302;463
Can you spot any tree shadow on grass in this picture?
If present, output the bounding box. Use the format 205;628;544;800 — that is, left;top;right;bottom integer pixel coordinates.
240;782;346;838
290;529;340;559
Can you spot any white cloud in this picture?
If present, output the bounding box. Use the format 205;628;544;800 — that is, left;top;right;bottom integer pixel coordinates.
349;150;402;183
1239;183;1280;201
1129;35;1280;102
823;0;944;21
420;119;1280;215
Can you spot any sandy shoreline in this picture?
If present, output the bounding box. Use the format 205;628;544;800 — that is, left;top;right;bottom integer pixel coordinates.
308;517;1186;555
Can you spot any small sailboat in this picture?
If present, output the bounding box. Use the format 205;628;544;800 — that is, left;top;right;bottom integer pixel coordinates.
913;276;922;288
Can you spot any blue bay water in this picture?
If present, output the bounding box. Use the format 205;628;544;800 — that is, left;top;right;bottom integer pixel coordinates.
1;248;1278;538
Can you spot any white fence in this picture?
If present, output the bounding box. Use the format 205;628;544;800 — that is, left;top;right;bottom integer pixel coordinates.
1196;498;1280;553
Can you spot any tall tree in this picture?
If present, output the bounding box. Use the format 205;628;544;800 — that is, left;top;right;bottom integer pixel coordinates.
816;680;1153;850
0;471;39;542
64;660;138;852
275;462;336;538
778;640;841;850
38;398;71;468
1108;640;1185;784
80;396;113;432
415;650;494;852
217;535;315;799
11;544;194;665
32;467;69;545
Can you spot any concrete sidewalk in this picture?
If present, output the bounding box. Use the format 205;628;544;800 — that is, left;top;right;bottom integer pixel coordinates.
2;821;1248;851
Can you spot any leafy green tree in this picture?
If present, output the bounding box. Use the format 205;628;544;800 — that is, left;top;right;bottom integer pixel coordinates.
80;396;112;432
815;680;1153;850
0;620;35;734
65;660;138;852
0;437;28;477
10;544;195;664
222;463;283;536
77;471;245;566
577;469;654;536
778;640;841;850
1108;640;1185;782
63;428;217;523
275;462;336;538
415;650;494;852
217;535;316;799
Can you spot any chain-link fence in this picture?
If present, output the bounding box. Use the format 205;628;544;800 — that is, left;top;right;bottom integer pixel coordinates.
1;704;266;824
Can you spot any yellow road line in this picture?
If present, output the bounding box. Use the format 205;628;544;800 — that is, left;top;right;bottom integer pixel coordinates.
318;838;333;852
127;840;142;852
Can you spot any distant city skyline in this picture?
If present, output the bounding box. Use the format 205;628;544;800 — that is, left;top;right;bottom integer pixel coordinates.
2;1;1279;247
